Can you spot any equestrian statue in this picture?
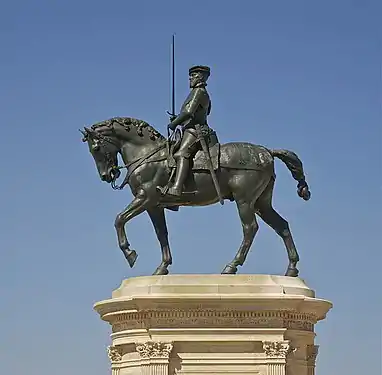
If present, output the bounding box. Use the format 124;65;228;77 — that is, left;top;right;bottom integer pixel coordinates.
80;64;311;277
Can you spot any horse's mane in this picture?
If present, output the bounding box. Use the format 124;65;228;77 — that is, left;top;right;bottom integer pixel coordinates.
91;116;165;141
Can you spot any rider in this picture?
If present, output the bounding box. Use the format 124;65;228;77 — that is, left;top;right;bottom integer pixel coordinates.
165;65;212;196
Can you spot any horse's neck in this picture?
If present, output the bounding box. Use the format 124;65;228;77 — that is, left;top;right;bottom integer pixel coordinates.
120;140;164;165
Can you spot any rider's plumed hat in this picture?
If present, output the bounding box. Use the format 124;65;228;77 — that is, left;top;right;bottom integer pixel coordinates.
189;65;210;77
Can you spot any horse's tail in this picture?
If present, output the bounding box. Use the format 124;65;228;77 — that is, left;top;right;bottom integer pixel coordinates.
270;149;311;201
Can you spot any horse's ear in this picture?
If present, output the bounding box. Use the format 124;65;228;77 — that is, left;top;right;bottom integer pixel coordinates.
79;128;88;142
83;126;98;139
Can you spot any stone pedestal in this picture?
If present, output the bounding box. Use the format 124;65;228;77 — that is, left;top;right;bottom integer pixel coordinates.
94;275;332;375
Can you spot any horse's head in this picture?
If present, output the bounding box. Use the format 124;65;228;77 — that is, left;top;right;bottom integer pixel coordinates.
81;117;166;186
80;126;121;184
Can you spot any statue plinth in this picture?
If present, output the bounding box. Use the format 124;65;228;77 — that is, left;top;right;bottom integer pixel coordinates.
94;275;332;375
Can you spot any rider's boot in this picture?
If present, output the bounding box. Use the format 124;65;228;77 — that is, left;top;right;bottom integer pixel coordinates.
167;157;190;196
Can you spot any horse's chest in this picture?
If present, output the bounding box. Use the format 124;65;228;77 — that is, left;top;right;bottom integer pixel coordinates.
129;163;165;190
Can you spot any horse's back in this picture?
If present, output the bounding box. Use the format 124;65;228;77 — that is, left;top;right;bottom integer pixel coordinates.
219;142;274;171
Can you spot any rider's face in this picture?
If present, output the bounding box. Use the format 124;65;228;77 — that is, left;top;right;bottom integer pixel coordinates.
189;72;204;88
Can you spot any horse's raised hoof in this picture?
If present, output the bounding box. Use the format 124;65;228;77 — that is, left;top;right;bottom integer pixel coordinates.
153;266;169;275
125;250;138;268
285;267;299;277
221;264;238;274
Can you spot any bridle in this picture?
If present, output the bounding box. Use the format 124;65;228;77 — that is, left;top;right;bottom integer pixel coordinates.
90;130;168;191
111;142;167;190
86;132;122;190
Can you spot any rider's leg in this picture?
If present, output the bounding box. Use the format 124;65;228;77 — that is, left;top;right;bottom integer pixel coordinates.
167;130;199;196
168;157;190;196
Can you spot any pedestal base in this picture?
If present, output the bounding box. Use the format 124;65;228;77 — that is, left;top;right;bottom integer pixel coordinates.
94;275;332;375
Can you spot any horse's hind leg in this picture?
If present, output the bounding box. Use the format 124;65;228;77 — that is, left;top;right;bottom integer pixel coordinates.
221;172;267;275
221;199;259;275
256;179;300;277
258;205;300;277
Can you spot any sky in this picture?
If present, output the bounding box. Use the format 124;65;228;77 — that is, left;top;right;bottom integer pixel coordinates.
0;1;381;374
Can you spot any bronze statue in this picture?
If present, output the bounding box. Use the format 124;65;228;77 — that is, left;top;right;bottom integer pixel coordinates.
80;112;311;277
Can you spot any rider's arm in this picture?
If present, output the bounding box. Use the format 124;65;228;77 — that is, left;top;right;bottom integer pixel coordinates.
168;112;191;130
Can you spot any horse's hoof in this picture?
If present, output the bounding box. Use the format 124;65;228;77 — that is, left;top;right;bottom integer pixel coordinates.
126;250;138;268
221;264;238;274
285;267;299;277
153;266;169;275
298;186;311;201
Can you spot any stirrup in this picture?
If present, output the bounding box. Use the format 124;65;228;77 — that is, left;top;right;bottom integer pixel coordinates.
157;168;177;196
156;184;182;196
166;186;182;196
156;185;169;195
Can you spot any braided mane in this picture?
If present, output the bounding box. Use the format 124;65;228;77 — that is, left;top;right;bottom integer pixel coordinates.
90;116;165;141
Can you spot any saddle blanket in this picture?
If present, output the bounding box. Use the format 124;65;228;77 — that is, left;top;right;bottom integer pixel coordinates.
168;142;272;172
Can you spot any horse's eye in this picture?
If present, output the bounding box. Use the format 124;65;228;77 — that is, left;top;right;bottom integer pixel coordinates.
92;143;100;152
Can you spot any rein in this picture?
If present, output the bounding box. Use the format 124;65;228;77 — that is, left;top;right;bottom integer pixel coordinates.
111;142;168;190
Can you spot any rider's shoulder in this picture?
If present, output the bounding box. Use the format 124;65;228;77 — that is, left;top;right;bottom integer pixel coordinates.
192;86;208;98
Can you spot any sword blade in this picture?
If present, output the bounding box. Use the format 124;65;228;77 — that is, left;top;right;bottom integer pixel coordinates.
171;33;175;117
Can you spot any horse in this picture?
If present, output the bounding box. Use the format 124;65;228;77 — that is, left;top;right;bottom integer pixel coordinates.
80;116;311;276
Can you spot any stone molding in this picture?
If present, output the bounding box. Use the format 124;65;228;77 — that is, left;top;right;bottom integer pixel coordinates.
136;341;173;359
262;341;293;358
107;345;122;362
110;309;315;333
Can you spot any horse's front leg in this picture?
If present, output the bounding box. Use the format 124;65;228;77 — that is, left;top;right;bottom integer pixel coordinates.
148;207;173;275
114;188;150;268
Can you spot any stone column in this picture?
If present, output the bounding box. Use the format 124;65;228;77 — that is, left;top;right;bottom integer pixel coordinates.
306;345;319;375
107;345;122;375
263;341;293;375
136;342;173;375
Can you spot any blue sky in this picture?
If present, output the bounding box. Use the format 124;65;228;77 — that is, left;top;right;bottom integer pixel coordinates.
0;1;381;374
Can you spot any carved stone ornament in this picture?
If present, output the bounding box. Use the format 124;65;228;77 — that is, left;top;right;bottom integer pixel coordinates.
263;341;293;358
306;345;319;364
111;309;315;333
136;341;173;359
107;345;122;362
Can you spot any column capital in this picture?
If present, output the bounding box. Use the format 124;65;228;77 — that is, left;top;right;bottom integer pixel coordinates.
262;340;294;359
136;341;173;359
306;345;319;365
107;345;122;363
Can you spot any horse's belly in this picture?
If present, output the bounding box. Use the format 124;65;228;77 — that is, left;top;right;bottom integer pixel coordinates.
183;169;232;204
